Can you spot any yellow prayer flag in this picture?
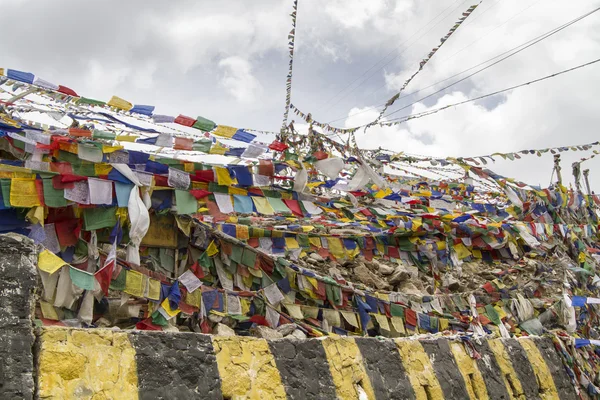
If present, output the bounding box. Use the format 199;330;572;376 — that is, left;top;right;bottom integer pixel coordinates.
284;304;304;320
252;197;275;215
116;135;138;142
374;314;391;331
391;316;405;334
215;166;233;186
38;250;67;274
124;270;144;298
237;225;250;240
183;162;194;173
302;226;315;233
10;178;40;207
209;142;227;155
306;276;319;290
206;240;219;257
438;318;449;331
472;249;482;259
212;125;238;138
94;163;113;175
160;298;181;318
147;279;161;301
309;237;321;247
454;243;472;259
101;145;123;153
26;206;45;226
228;186;248;196
285;237;300;249
40;301;60;320
185;289;202;308
107;95;133;111
327;237;346;259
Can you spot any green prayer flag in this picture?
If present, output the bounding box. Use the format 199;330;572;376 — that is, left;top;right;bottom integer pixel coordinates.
208;182;229;194
230;245;243;264
69;267;95;290
1;179;12;207
192;116;216;132
110;269;127;291
390;303;405;318
151;310;169;326
192;139;212;153
93;130;116;140
77;97;106;106
198;251;213;270
42;179;67;208
83;207;117;231
175;190;198;214
297;234;309;248
241;249;257;268
485;304;502;325
73;163;96;177
266;197;291;215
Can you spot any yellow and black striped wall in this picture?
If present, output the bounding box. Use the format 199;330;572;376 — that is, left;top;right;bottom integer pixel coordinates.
36;327;578;400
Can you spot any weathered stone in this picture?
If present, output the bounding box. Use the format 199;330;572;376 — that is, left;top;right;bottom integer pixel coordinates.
251;325;284;339
355;338;416;399
276;323;298;336
289;329;307;339
354;263;390;290
130;331;222;399
0;234;37;400
269;339;337;400
377;262;395;275
213;323;235;336
421;339;471;399
309;252;324;262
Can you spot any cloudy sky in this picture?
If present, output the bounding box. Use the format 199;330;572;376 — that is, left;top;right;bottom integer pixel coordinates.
2;0;599;189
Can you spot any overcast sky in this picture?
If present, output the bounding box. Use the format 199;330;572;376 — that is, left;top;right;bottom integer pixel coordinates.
1;0;599;190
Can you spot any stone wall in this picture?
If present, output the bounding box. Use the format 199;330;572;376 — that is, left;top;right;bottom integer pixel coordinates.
0;234;38;400
34;328;579;400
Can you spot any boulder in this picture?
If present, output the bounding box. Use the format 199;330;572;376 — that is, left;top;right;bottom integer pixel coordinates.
213;323;236;337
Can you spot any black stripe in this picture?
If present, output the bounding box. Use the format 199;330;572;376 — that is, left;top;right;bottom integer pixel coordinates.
421;339;471;399
268;339;337;400
129;331;222;400
532;337;578;400
502;339;541;400
268;338;337;400
472;341;511;400
355;338;416;400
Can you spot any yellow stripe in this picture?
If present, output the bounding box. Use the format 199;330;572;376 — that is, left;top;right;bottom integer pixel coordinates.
321;337;377;400
487;339;526;399
519;339;560;400
395;339;444;400
37;328;138;399
449;341;489;400
212;336;287;399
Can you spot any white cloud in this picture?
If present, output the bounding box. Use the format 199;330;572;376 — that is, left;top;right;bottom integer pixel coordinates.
218;56;263;104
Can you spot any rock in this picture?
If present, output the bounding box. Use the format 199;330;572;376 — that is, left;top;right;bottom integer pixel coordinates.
290;329;307;339
389;265;411;285
213;323;236;337
309;253;324;262
354;263;390;290
276;323;298;336
377;262;395;276
208;314;223;323
251;325;283;339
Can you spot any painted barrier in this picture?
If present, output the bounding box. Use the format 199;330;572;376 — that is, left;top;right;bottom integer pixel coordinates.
35;328;577;400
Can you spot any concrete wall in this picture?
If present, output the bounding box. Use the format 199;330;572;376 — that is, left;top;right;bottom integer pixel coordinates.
35;328;579;400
